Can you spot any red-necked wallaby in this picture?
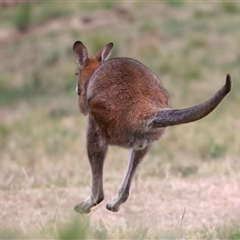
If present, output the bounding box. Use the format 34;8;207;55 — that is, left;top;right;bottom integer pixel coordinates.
72;41;232;214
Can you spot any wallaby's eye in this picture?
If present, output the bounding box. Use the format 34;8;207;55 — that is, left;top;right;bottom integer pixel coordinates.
75;72;78;75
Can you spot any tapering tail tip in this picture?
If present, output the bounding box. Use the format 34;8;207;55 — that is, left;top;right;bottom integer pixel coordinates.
225;74;232;94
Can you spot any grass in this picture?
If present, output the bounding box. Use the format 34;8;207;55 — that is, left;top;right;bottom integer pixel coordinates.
0;1;240;239
1;207;240;239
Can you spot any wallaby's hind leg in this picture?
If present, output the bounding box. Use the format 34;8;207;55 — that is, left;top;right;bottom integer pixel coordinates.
106;147;149;212
74;119;108;214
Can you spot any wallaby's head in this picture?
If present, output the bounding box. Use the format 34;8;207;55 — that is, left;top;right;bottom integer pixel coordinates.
73;41;113;114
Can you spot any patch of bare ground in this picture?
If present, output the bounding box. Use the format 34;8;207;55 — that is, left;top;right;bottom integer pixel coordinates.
1;174;240;233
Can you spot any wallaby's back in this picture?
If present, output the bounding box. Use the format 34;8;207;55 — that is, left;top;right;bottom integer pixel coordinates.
87;58;169;146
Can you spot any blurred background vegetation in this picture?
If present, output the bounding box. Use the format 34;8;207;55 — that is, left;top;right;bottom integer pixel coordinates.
0;1;240;239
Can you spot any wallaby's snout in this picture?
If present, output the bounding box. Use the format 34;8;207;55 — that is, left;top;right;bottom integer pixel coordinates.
72;41;232;214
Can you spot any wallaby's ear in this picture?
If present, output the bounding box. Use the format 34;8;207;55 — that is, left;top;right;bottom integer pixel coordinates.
73;41;88;67
95;42;114;63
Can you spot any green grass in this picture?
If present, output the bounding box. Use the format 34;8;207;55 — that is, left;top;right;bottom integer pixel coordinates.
1;216;240;239
0;1;240;239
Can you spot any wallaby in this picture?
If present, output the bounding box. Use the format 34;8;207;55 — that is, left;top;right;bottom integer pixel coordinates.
72;41;232;214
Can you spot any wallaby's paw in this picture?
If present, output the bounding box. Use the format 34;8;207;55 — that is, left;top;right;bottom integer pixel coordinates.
74;202;91;214
106;199;120;212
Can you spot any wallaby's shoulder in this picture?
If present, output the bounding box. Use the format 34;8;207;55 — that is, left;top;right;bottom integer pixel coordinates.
91;56;162;89
96;57;156;75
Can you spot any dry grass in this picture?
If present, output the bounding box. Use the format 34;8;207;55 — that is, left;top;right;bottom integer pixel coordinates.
1;166;240;238
0;1;240;239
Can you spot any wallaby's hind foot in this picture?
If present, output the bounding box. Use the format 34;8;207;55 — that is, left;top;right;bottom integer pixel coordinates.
74;202;91;214
74;196;104;214
74;198;93;214
106;199;120;212
106;193;129;212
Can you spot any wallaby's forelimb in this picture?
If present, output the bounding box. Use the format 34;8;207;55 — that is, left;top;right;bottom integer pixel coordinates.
74;118;108;214
106;147;149;212
151;74;232;128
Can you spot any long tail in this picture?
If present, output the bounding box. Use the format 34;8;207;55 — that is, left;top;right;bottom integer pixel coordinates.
152;74;232;128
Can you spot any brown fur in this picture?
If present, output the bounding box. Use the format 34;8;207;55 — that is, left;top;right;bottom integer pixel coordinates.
72;41;232;213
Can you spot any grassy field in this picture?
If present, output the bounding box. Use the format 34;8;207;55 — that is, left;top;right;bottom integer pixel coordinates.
0;1;240;239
